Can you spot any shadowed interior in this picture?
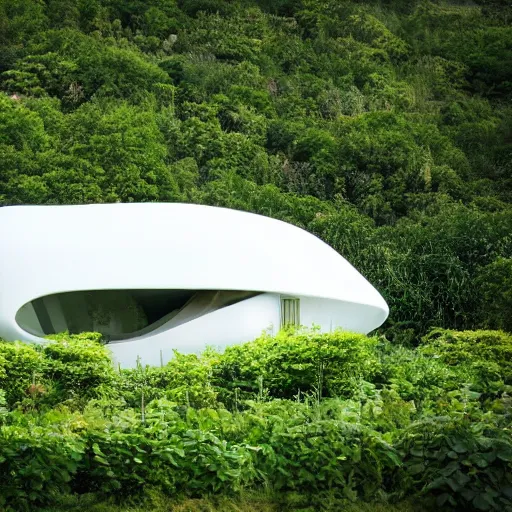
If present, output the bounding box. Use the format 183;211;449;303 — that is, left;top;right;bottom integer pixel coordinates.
15;289;260;341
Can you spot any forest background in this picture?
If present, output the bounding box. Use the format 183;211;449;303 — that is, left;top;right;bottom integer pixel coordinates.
1;0;511;342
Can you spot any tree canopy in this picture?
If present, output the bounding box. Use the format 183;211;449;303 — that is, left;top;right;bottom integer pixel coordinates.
1;0;511;340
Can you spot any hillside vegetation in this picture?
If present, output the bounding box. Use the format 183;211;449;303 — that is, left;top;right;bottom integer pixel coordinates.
1;0;511;341
0;329;510;511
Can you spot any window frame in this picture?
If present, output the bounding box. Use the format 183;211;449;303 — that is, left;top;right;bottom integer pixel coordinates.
280;296;300;329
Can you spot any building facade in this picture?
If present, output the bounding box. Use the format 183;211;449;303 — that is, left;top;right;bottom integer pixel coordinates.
0;204;389;367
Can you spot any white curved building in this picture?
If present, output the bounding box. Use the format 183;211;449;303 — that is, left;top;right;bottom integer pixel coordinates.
0;203;388;367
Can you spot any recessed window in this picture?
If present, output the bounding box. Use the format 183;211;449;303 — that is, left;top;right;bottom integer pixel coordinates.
16;289;259;341
281;297;300;329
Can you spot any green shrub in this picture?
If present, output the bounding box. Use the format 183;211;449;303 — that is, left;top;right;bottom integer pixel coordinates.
0;334;115;408
118;351;218;409
79;399;255;497
397;416;512;511
242;400;401;501
0;328;511;509
0;341;44;406
475;259;512;332
378;341;471;409
212;330;381;404
421;329;512;384
0;421;85;510
43;332;116;404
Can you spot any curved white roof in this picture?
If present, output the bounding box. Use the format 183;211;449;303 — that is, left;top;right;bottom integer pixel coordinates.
0;203;388;344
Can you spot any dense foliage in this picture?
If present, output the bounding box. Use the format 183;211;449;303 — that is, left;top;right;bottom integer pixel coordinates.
1;0;511;340
0;330;511;511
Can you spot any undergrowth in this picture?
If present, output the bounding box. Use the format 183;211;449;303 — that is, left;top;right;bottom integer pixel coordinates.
0;329;511;511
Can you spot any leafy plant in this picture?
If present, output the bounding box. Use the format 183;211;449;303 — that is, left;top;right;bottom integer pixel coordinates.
212;330;381;405
397;416;512;511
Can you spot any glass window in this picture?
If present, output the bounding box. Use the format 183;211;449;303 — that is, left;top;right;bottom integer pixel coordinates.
281;297;300;328
15;289;259;341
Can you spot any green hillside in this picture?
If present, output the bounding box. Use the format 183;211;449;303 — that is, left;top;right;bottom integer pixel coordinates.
1;0;511;341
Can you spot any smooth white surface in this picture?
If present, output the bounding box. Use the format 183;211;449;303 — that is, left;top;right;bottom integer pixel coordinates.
110;293;281;367
0;203;389;366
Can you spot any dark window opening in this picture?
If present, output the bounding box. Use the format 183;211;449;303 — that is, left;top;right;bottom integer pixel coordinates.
16;289;260;341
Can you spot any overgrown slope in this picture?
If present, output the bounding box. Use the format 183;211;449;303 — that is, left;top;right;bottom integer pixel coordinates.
1;0;511;339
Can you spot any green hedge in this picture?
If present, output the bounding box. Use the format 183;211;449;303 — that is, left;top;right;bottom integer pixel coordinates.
212;330;381;404
0;333;115;408
0;329;511;510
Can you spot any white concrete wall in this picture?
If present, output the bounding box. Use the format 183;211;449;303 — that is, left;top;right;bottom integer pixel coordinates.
108;293;386;368
0;203;390;364
299;296;387;334
108;293;281;367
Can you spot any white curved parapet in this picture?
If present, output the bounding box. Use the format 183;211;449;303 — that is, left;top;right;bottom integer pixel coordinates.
0;203;389;367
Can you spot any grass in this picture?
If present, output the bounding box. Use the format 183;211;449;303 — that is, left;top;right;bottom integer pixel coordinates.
41;491;432;512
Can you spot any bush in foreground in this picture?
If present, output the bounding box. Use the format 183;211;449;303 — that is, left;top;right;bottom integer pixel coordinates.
0;329;510;511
